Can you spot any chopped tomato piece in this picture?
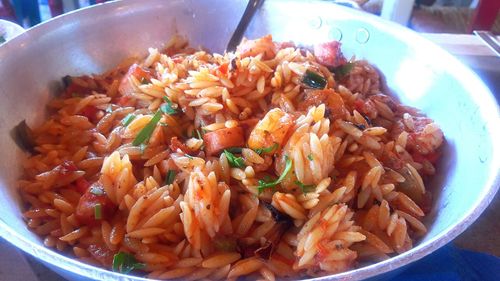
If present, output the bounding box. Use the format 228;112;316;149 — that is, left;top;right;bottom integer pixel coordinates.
75;177;90;194
217;62;229;76
313;41;347;68
75;182;116;225
203;127;245;157
118;64;153;96
80;105;99;123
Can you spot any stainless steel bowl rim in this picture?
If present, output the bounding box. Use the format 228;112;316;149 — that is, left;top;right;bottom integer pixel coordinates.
0;1;498;280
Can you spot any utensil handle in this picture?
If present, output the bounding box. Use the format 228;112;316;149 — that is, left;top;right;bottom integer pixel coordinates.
226;0;264;52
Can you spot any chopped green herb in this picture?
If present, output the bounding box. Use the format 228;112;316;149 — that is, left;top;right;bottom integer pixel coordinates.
159;122;168;127
224;150;245;168
295;180;315;193
122;114;136;126
132;110;162;146
89;186;104;196
165;170;176;185
307;154;314;161
105;105;113;113
194;129;206;140
140;77;149;84
185;154;194;159
160;96;178;115
302;70;327;89
257;157;292;194
112;252;145;274
225;147;243;154
94;203;102;220
254;143;278;155
331;62;355;80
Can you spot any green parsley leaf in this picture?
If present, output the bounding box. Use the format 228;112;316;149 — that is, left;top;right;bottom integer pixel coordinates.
112;252;145;274
257;157;292;194
254;143;278;155
165;170;176;185
223;150;245;168
140;77;149;84
122;114;136;126
331;62;355;80
132;110;162;146
302;70;327;89
194;129;206;140
94;203;102;220
307;154;314;161
294;180;315;193
184;154;194;159
160;96;178;115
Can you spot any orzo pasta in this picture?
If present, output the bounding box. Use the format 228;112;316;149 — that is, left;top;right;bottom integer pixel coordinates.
18;35;444;279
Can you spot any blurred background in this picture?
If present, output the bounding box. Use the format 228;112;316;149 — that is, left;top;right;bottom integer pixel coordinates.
0;0;498;34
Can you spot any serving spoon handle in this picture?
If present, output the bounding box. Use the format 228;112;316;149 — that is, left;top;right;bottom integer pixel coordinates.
226;0;264;52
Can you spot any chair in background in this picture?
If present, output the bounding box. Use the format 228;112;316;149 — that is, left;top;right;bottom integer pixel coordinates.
467;0;500;32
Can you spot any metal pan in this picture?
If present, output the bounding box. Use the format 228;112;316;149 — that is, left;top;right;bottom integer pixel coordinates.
0;0;498;280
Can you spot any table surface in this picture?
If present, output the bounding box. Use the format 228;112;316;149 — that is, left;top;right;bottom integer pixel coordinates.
0;33;498;281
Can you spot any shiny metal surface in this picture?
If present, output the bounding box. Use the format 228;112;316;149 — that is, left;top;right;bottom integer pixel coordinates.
474;30;500;57
0;1;499;280
226;0;264;52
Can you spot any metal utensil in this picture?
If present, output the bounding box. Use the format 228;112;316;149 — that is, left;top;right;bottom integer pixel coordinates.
473;30;500;57
226;0;264;52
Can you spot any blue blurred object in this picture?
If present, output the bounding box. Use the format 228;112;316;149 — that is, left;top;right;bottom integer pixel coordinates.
389;244;500;281
11;0;40;27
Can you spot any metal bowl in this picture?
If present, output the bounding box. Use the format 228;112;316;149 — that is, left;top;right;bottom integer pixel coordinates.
0;0;498;280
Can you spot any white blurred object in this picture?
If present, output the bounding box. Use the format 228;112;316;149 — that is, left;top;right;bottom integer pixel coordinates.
381;0;415;25
0;19;24;44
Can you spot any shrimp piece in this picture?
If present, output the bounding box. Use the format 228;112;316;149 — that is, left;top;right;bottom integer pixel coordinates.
237;34;276;59
247;108;294;152
298;89;347;120
118;63;153;96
